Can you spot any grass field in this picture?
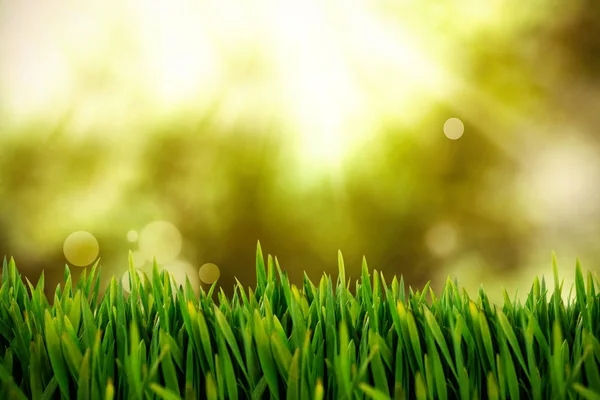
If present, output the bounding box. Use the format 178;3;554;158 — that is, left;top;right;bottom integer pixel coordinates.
1;242;600;399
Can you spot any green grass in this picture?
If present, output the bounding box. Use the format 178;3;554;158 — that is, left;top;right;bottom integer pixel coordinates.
1;243;600;399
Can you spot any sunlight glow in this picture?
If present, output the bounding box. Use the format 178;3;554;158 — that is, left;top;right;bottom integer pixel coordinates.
0;0;540;170
270;2;451;170
269;2;361;169
135;0;221;108
0;1;72;122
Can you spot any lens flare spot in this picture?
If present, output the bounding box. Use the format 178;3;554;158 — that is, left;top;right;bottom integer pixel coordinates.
127;230;139;242
138;221;182;264
199;263;220;284
121;269;146;293
63;231;99;267
443;117;464;140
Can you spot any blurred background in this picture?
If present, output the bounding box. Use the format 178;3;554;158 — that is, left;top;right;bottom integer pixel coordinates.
1;0;599;303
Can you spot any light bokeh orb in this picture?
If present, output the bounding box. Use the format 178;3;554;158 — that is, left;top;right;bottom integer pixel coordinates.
519;141;600;222
443;118;465;140
199;262;220;284
121;269;146;293
162;259;200;297
138;221;182;264
131;250;147;268
63;231;99;267
127;230;139;242
425;222;458;257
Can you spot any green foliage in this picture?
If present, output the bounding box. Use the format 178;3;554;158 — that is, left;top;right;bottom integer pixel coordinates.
1;247;600;399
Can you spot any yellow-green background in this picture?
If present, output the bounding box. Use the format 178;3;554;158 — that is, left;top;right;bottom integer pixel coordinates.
1;0;599;303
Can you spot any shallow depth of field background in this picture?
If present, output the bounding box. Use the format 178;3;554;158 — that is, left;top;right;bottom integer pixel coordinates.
1;0;599;303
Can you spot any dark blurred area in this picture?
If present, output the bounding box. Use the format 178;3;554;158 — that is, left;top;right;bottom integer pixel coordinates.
1;0;599;303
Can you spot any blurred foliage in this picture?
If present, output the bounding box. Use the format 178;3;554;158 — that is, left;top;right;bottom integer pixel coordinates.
1;0;599;302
